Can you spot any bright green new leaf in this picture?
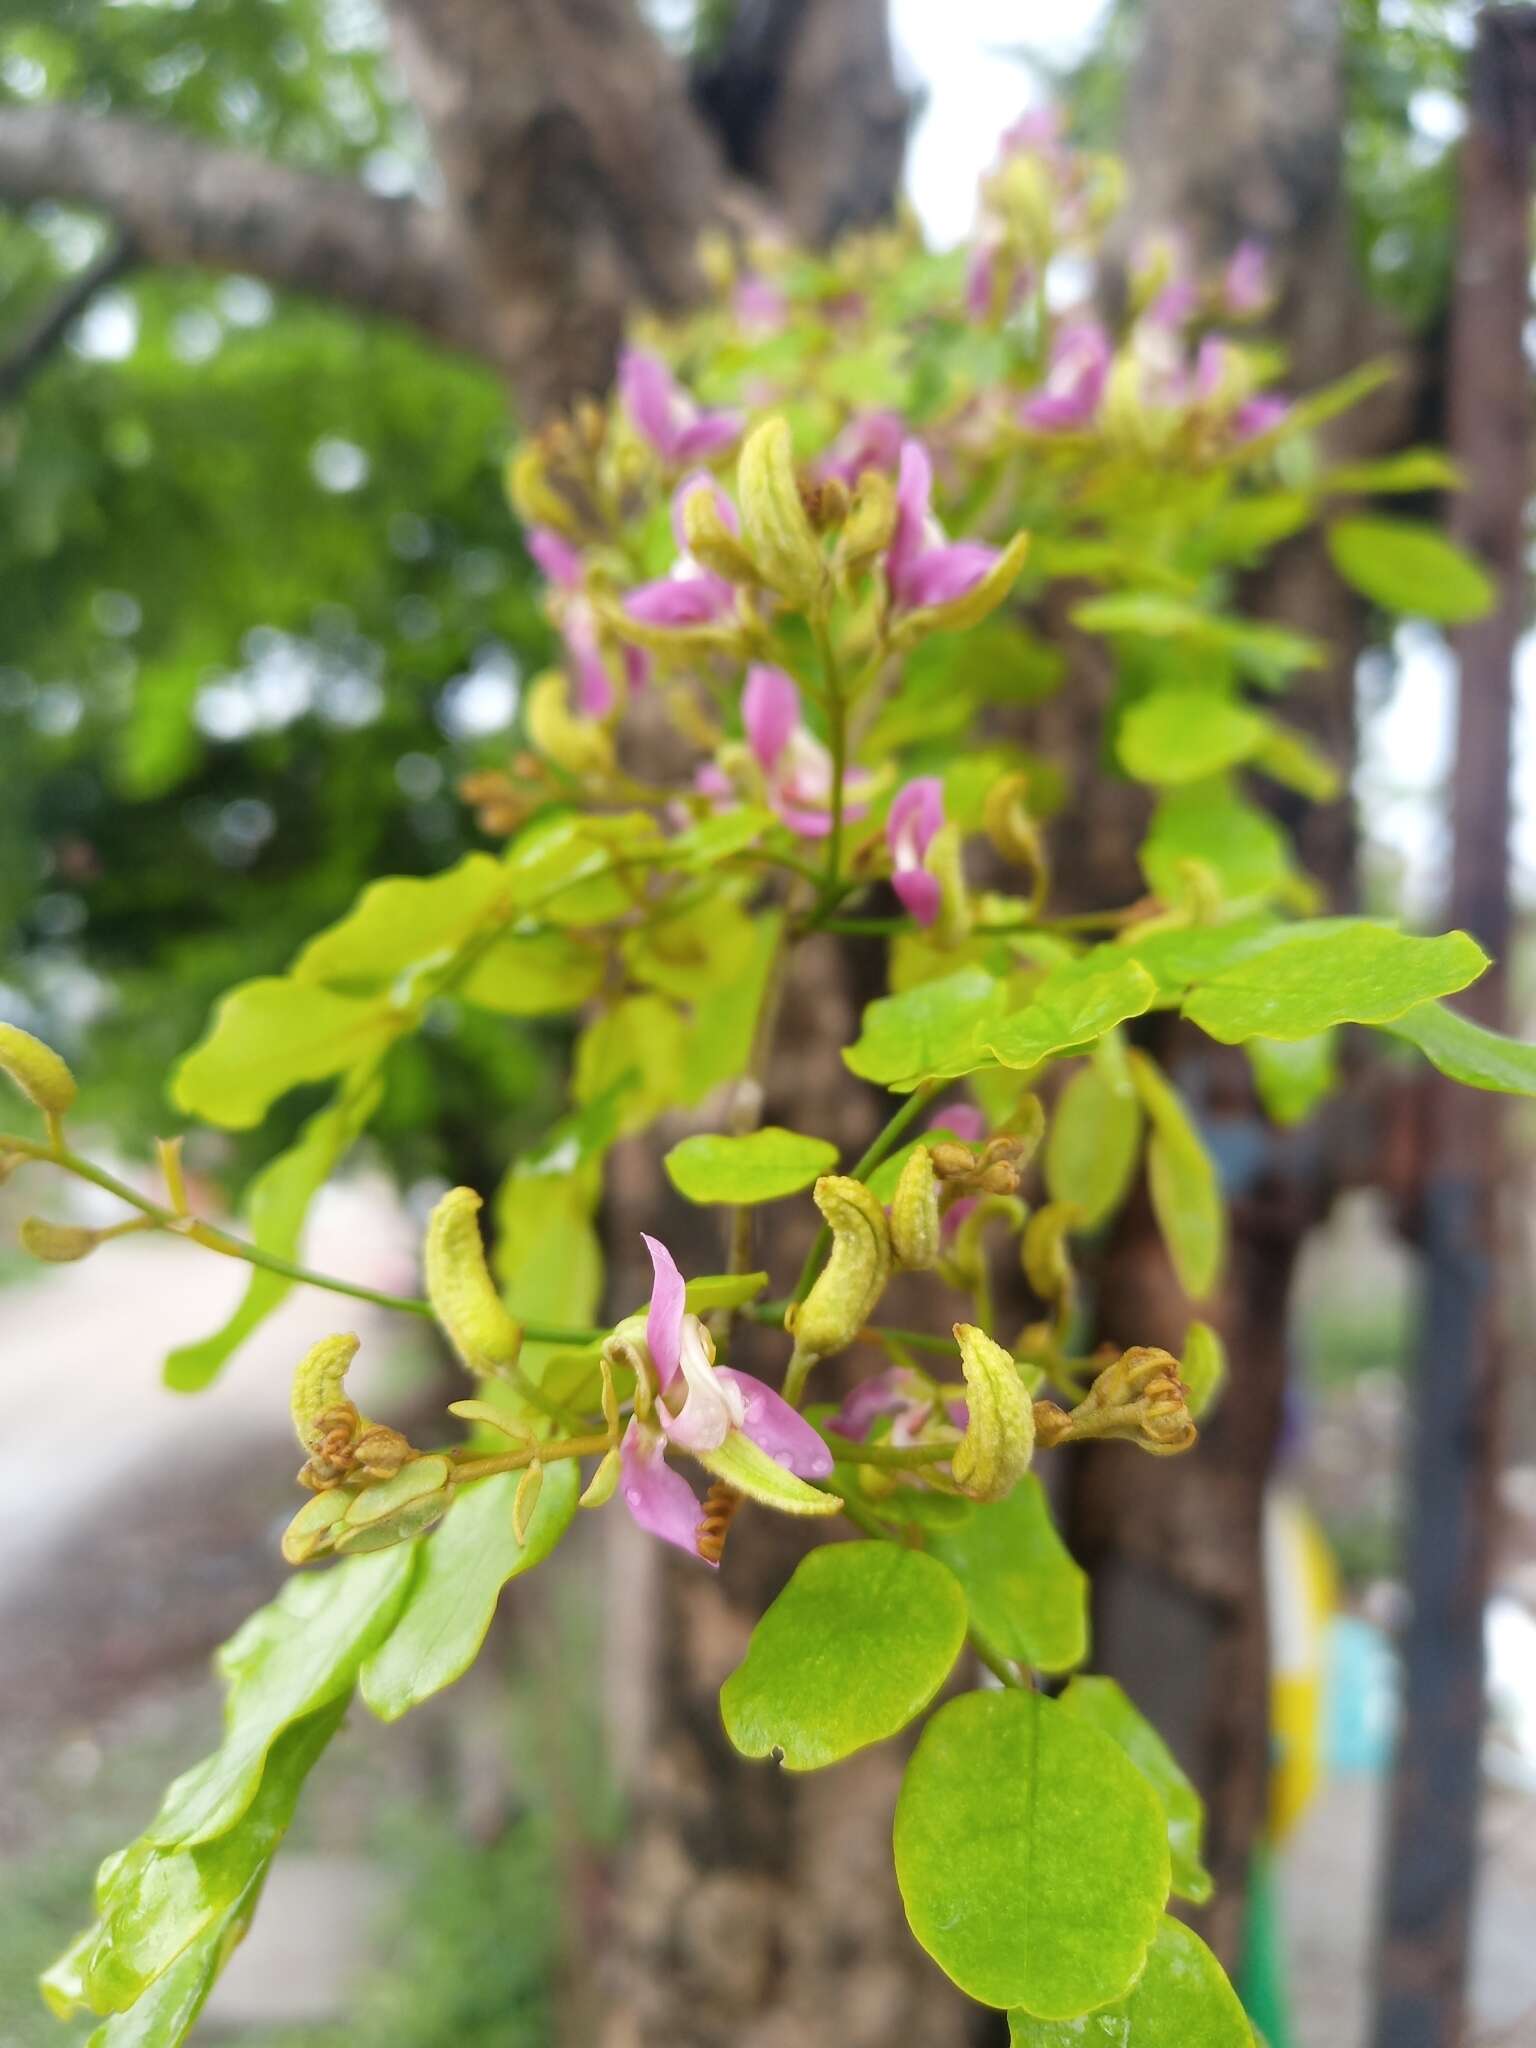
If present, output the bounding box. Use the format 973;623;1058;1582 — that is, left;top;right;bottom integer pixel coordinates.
1044;1062;1143;1227
981;954;1158;1072
622;892;759;1001
1327;516;1494;624
1129;1053;1225;1300
1387;1000;1536;1097
1323;448;1462;495
290;854;509;991
360;1461;579;1721
1182;922;1487;1043
1007;1916;1250;2045
721;1544;968;1770
1116;691;1269;786
1072;593;1324;687
81;1912;240;2047
843;967;1008;1089
684;1271;771;1312
459;929;607;1014
865;1127;974;1202
664;1127;839;1206
1180;1321;1228;1422
1059;1676;1213;1905
1141;781;1294;910
1247;1032;1337;1125
573;993;688;1136
894;1689;1169;2014
922;1477;1088;1675
695;1431;844;1518
163;1079;381;1391
146;1548;414;1849
1119;916;1281;1000
172;978;401;1130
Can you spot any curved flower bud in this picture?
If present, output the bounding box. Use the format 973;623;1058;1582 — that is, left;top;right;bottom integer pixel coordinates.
889;1143;941;1271
290;1332;361;1456
425;1187;524;1379
1075;1344;1198;1456
1022;1201;1082;1318
0;1022;77;1115
525;669;615;779
790;1174;892;1362
838;469;899;577
950;1322;1035;1501
19;1217;100;1263
508;445;583;538
738;417;825;608
678;472;758;584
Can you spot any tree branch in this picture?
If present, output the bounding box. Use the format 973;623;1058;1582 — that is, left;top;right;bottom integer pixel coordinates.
0;230;136;402
0;105;489;359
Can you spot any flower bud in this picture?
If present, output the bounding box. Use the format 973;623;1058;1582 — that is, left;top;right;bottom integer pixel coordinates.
951;1322;1035;1501
1038;1346;1199;1458
789;1175;892;1361
738;417;825;608
349;1424;416;1480
19;1217;99;1263
838;470;898;576
1022;1202;1081;1311
889;1145;941;1271
680;478;759;583
579;1444;623;1510
0;1023;77;1115
334;1454;454;1554
290;1333;361;1454
507;446;582;537
425;1187;524;1379
526;670;615;779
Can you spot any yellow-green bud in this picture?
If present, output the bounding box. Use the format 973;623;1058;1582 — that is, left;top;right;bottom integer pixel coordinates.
838;470;898;576
0;1023;77;1115
679;477;759;583
507;446;581;537
789;1174;892;1361
334;1455;454;1553
1077;1345;1198;1457
1022;1202;1082;1311
925;821;972;947
512;1460;544;1545
526;669;615;779
290;1333;360;1454
737;417;825;608
425;1187;524;1379
579;1444;623;1510
19;1217;99;1263
889;1145;941;1271
951;1323;1035;1501
280;1488;353;1566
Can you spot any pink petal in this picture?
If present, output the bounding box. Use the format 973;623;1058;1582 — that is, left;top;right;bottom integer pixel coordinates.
1233;396;1289;441
887;439;934;601
674;413;744;464
625;576;735;627
902;541;997;610
618;348;681;460
931;1104;986;1144
888;776;944;862
642;1232;686;1389
620;1418;713;1563
562;604;616;719
820;409;906;485
717;1369;834;1479
527;527;582;589
1224;240;1270;317
771;796;835;838
660;1320;739;1454
893;868;942;926
743;664;800;772
941;1193;978;1240
827;1368;924;1443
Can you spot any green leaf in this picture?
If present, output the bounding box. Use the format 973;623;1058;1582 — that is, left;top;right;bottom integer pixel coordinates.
1058;1677;1213;1905
290;853;509;991
1180;1321;1227;1421
695;1431;844;1517
664;1126;839;1205
146;1549;414;1849
1327;516;1494;623
1072;593;1324;687
893;1689;1169;2014
172;978;400;1130
1117;692;1269;785
1246;1032;1337;1125
1182;923;1487;1043
1323;448;1462;494
1387;1000;1536;1097
843;966;1007;1089
683;1271;771;1312
573;993;688;1135
1045;1063;1143;1227
459;929;607;1014
163;1079;381;1391
1129;1053;1225;1301
360;1461;579;1721
865;1127;974;1202
1008;1916;1251;2045
981;954;1158;1072
721;1544;968;1770
621;892;759;1001
1118;916;1281;1000
922;1478;1088;1675
1141;782;1294;910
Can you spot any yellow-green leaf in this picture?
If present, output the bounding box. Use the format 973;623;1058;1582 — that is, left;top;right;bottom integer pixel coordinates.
1182;923;1487;1043
665;1127;839;1205
1129;1052;1225;1301
1008;1916;1250;2044
172;980;400;1130
1058;1676;1213;1904
1327;516;1494;624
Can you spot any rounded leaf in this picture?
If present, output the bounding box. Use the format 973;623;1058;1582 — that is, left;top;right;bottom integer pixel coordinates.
1044;1063;1142;1228
664;1127;839;1206
721;1542;967;1770
1327;516;1494;624
1008;1915;1251;2044
894;1689;1169;2014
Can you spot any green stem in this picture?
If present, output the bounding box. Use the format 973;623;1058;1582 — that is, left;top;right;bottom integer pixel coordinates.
449;1430;612;1483
821;1433;954;1469
787;1082;943;1308
2;1133;606;1348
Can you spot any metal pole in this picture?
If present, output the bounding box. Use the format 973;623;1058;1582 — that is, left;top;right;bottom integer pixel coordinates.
1371;14;1536;2048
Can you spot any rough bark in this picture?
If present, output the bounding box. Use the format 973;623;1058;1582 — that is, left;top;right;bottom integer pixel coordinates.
1063;0;1420;1970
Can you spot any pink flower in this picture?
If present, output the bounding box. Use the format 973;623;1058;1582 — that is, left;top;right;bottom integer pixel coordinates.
828;1365;966;1446
1223;240;1272;319
887;777;945;925
622;474;740;631
527;527;646;714
742;665;870;839
619;1235;833;1565
1232;395;1290;441
1020;320;1111;431
886;441;1001;613
734;273;789;335
619;349;743;467
526;527;583;590
819;409;907;486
